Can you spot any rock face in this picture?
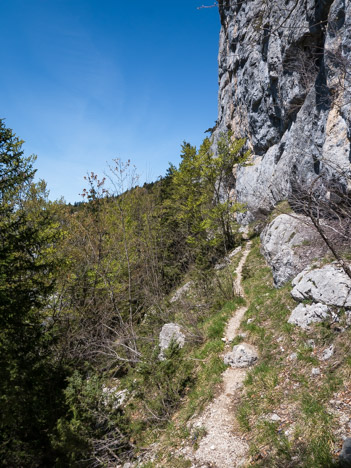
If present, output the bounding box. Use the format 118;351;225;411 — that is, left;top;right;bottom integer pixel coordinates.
215;0;351;223
291;264;351;307
260;214;327;286
288;303;330;329
223;343;258;368
158;323;185;360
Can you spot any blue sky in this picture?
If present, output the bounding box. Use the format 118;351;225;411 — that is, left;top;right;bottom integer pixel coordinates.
1;0;220;203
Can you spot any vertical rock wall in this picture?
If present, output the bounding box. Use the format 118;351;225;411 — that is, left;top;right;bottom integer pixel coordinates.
214;0;351;223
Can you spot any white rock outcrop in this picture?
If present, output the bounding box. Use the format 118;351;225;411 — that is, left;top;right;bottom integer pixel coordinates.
261;214;326;286
223;343;258;368
170;281;193;303
102;385;128;410
158;323;185;360
288;303;330;329
320;345;334;361
291;264;351;308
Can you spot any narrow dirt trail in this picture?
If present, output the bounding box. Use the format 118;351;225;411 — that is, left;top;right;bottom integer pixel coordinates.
188;241;252;468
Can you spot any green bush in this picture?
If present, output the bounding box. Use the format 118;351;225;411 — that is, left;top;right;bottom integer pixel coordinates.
53;371;132;467
136;341;194;423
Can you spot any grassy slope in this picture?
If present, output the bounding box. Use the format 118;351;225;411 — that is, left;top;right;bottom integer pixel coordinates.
120;248;246;467
239;237;351;467
121;236;351;467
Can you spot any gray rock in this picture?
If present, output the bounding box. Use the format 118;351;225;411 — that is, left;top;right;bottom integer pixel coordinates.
289;353;298;361
159;323;185;360
340;437;351;466
223;343;258;368
291;264;351;307
320;344;334;361
288;303;330;329
228;246;242;259
214;261;229;271
170;281;193;303
260;214;327;286
284;425;296;438
213;0;351;223
270;413;281;422
215;246;242;270
311;367;321;376
102;385;128;410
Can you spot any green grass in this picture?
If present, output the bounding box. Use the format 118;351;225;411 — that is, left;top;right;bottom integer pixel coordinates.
235;237;345;467
126;235;351;467
181;299;246;421
206;298;245;339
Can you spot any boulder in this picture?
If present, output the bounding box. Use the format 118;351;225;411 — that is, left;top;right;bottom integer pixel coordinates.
214;260;229;271
270;413;281;422
159;323;185;360
261;214;327;286
215;246;242;270
288;303;329;329
291;264;351;308
228;246;242;259
340;437;351;466
102;385;128;410
223;343;258;368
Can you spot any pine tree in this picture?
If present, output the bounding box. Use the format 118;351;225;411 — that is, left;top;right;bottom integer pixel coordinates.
0;120;65;466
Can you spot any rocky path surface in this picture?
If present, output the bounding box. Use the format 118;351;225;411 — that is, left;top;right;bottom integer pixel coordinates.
186;242;252;468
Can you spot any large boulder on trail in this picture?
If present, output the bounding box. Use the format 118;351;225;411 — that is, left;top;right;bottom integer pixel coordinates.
224;343;258;368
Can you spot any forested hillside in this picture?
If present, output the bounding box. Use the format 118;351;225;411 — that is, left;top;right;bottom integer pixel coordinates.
0;120;249;466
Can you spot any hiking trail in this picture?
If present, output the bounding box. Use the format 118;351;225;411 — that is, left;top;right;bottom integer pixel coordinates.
186;241;252;468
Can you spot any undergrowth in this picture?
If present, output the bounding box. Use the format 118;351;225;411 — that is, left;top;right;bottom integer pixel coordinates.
119;248;246;466
117;237;351;467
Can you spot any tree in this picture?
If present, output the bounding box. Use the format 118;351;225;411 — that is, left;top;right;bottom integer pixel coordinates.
167;134;247;269
0;120;65;466
289;163;351;280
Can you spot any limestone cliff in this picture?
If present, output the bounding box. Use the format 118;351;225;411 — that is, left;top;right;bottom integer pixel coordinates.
215;0;351;224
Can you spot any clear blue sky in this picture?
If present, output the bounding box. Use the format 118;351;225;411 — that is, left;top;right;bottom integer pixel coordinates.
1;0;220;203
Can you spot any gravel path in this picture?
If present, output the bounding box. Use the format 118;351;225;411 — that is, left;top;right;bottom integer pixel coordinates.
188;242;252;468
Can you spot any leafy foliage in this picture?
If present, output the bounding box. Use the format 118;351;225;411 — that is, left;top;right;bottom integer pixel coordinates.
53;371;132;467
0;123;248;465
165;134;247;268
